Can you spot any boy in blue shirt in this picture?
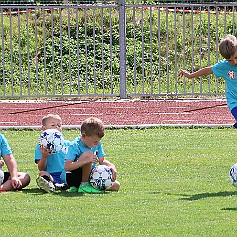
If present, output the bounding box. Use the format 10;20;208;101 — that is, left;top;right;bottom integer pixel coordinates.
35;114;70;193
179;34;237;128
61;117;120;193
0;133;30;191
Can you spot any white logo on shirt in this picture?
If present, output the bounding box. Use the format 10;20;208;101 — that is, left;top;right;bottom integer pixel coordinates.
228;71;235;79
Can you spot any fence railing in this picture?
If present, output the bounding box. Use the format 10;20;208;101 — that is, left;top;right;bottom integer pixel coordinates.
0;2;237;99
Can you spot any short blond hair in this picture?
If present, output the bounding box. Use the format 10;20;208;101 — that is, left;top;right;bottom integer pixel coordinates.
42;114;61;126
81;117;104;138
219;34;237;59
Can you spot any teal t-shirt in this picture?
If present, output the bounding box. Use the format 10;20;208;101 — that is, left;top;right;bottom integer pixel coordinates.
61;136;106;183
212;59;237;111
35;140;71;174
0;133;12;157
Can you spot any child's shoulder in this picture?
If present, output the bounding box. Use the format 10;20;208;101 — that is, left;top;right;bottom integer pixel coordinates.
216;59;227;65
0;133;5;139
67;136;81;146
64;139;71;146
0;134;7;143
213;59;231;69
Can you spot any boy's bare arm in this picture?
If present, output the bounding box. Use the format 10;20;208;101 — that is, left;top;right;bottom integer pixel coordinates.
179;66;213;79
3;154;18;178
64;151;98;171
37;146;50;171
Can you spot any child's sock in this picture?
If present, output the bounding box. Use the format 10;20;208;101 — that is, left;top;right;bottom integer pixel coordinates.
81;182;88;186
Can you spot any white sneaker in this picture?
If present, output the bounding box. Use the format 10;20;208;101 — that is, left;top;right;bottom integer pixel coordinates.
36;176;55;193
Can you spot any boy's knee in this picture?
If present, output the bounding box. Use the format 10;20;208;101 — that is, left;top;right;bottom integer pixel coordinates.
22;172;31;187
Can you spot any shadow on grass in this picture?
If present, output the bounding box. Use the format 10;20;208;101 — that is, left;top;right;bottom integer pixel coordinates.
151;190;237;211
21;188;108;196
21;188;85;196
221;207;237;211
178;190;237;201
21;188;53;195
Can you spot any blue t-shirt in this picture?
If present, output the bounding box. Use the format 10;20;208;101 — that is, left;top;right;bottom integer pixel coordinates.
35;140;71;174
61;136;106;183
212;59;237;110
0;134;12;157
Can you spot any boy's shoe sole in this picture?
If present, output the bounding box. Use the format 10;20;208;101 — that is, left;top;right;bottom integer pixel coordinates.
36;176;55;193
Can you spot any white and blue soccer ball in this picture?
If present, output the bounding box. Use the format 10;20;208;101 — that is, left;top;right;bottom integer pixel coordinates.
0;169;4;185
39;129;65;154
89;165;113;190
229;163;237;187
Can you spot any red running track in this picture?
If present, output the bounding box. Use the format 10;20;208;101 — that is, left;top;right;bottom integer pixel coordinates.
0;99;234;128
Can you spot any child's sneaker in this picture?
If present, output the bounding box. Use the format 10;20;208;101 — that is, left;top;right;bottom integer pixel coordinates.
36;176;55;193
54;183;68;191
78;183;104;194
68;186;78;193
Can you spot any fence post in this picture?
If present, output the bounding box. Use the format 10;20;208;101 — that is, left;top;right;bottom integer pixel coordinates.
118;0;127;99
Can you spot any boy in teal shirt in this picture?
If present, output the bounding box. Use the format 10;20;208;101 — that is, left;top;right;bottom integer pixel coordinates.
35;114;70;192
179;34;237;127
62;117;120;193
0;133;30;191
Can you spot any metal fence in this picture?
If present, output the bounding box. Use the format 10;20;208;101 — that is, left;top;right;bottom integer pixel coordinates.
0;2;237;99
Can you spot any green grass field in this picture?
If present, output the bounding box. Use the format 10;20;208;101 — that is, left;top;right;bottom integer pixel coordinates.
0;127;237;236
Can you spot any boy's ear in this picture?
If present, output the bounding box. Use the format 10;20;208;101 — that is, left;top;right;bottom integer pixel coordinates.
42;125;46;131
81;133;86;138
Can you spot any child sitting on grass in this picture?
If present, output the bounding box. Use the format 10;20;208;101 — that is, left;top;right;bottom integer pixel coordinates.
61;117;120;193
0;133;30;191
35;114;70;193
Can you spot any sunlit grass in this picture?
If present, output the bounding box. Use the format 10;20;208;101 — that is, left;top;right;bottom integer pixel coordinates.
0;127;237;236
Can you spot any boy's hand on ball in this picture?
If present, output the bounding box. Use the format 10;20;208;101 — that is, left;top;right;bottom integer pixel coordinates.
81;151;99;163
40;145;51;158
110;168;117;181
92;154;99;163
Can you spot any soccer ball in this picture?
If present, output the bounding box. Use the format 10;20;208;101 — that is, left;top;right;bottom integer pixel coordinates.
89;165;113;190
39;129;65;154
229;163;237;187
0;169;4;185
